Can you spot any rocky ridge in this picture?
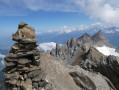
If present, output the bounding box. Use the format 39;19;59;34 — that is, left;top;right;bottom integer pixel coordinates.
49;30;113;64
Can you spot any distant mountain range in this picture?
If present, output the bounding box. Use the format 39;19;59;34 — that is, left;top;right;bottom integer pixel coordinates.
0;23;119;50
36;23;119;47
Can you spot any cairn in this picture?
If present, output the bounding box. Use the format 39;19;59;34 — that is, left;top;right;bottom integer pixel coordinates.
3;22;48;90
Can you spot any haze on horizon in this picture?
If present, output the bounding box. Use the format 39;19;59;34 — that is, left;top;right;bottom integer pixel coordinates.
0;0;119;37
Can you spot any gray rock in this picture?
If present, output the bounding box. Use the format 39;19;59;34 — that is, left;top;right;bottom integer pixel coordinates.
40;53;80;90
115;47;119;53
67;65;116;90
5;72;19;80
92;30;113;47
79;47;119;90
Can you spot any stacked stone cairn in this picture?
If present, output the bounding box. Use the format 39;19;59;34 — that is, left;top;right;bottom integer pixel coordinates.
3;22;49;90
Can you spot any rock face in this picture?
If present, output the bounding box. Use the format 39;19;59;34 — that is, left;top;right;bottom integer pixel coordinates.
39;53;80;90
67;65;116;90
78;33;94;46
49;38;85;64
92;30;113;47
73;46;119;90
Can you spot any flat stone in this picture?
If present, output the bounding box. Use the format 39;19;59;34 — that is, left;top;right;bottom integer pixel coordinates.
6;50;39;58
18;58;31;64
5;72;19;79
28;70;42;78
9;43;38;53
5;79;17;85
19;38;38;44
4;59;16;67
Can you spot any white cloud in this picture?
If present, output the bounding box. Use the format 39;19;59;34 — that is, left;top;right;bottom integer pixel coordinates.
0;54;5;59
96;46;119;57
0;54;5;71
80;0;119;24
1;0;119;24
38;42;62;52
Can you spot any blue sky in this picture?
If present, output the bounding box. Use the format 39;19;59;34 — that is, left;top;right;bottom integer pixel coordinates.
0;0;119;37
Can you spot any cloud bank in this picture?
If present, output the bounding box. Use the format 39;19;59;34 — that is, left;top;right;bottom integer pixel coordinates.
38;42;59;52
1;0;119;24
0;54;5;71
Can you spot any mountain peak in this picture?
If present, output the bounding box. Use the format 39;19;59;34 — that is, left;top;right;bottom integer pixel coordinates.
97;30;103;34
82;33;90;38
92;30;113;47
78;33;94;45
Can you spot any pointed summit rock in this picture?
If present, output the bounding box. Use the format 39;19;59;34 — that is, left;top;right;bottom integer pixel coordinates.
78;33;94;46
92;30;113;47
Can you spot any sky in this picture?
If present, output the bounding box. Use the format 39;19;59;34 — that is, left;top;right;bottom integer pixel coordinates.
0;0;119;37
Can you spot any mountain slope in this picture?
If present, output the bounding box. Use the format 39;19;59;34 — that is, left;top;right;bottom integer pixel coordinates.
92;30;113;47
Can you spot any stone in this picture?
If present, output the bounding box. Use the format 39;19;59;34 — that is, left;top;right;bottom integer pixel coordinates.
9;43;38;53
4;59;16;67
12;22;35;42
32;82;38;89
18;22;28;29
40;53;80;90
5;72;19;80
17;58;31;65
6;50;39;58
28;70;43;78
5;79;17;85
21;79;32;90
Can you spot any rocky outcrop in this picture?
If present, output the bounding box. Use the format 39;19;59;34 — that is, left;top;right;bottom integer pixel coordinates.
78;33;94;46
49;38;85;64
92;30;113;47
73;47;119;90
39;53;80;90
67;65;116;90
49;30;113;65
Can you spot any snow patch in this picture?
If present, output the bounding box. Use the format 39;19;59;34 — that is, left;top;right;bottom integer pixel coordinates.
96;46;119;57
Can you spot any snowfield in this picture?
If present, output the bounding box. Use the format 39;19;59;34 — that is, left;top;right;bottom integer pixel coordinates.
96;46;119;57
